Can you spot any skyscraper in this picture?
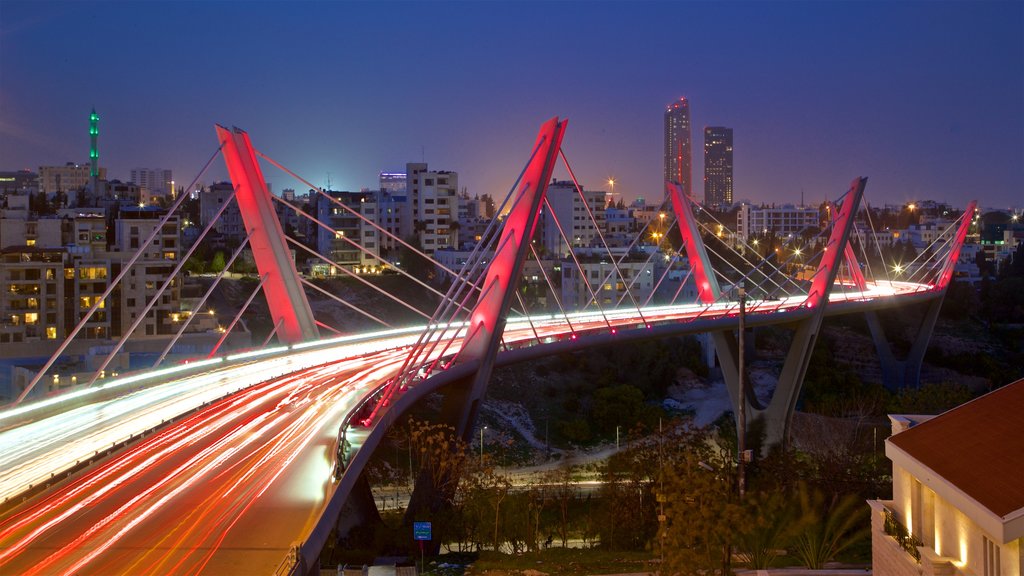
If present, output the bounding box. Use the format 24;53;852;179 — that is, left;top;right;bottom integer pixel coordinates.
703;126;733;208
664;97;692;198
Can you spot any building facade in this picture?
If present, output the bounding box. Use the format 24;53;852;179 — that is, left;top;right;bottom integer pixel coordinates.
540;181;606;259
130;168;174;200
703;126;733;209
401;163;457;255
664;97;693;198
315;190;381;274
39;163;106;195
736;203;820;241
871;381;1024;576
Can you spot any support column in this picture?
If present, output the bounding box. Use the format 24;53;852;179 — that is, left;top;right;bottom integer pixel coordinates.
755;177;866;447
404;119;567;549
450;117;568;438
667;182;721;304
867;200;976;390
216;125;319;344
705;178;866;449
866;299;943;390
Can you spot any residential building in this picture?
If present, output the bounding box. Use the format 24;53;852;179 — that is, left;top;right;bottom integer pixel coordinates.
540;180;606;258
112;207;181;338
39;163;105;195
736;203;820;241
401;163;457;255
130;168;174;200
560;248;655;310
703;126;733;209
200;182;244;244
315;190;380;274
664;97;693;198
871;379;1024;576
0;170;39;195
379;171;406;195
374;190;405;258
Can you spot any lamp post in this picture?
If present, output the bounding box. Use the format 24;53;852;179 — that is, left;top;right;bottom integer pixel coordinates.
480;426;487;467
737;283;748;498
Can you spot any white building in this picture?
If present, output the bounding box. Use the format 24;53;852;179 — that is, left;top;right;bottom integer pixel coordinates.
736;203;820;241
871;379;1024;576
39;163;106;195
130;168;174;200
560;248;654;310
315;190;381;274
540;181;606;258
401;163;457;255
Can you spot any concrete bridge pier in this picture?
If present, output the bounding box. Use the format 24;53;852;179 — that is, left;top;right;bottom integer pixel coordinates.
865;297;944;391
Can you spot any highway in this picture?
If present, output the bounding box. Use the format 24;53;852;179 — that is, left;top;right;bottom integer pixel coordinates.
0;351;405;575
0;280;930;574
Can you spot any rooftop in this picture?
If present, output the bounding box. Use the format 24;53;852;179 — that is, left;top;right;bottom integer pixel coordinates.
888;378;1024;519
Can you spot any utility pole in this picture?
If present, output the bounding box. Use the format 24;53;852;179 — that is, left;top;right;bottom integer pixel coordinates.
480;426;487;467
737;283;747;498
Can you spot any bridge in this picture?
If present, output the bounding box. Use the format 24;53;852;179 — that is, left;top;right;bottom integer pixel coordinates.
0;118;974;574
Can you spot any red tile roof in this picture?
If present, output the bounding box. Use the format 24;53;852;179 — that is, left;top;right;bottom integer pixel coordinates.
889;379;1024;518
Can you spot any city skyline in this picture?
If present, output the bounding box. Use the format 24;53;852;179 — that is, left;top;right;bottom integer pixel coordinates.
1;1;1021;209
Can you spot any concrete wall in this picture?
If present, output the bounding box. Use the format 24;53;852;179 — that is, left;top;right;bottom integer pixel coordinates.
891;462;1023;575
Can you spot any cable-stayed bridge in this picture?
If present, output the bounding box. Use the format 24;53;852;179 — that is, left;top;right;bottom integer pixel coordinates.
0;118;974;575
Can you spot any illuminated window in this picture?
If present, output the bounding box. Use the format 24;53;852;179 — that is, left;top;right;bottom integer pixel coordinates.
46;326;57;339
78;267;107;280
26;239;36;247
80;296;105;309
24;313;38;324
45;268;55;280
983;536;1000;576
65;268;74;280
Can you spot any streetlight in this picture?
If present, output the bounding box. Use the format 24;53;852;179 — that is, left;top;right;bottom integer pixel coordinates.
737;282;748;498
477;424;485;463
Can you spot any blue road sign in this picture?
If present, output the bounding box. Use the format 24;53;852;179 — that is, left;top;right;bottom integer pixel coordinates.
413;521;431;541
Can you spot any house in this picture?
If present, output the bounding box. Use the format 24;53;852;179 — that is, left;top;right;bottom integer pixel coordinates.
870;379;1024;575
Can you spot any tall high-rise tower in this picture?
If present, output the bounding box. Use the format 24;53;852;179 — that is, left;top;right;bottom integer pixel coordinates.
89;108;99;191
703;126;733;209
664;97;692;198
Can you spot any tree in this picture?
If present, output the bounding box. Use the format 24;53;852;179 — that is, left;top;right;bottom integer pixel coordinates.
209;251;227;273
542;466;578;547
659;448;744;574
735;489;809;569
791;486;870;568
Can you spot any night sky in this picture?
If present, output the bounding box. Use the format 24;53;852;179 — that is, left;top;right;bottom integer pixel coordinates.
1;1;1021;209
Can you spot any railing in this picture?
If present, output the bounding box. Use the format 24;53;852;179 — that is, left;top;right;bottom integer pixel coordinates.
883;507;922;562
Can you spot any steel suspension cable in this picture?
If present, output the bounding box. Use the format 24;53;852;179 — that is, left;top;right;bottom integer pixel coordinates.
257;151;468;282
378;134;545;407
269;193;469;313
263;318;286;347
286;237;431;320
860;198;892;284
559;150;647;324
543;196;613;330
17;144;223;404
529;243;576;335
615;217;679;309
87;191;240;386
152;233;253;368
300;278;391;328
208;273;268;357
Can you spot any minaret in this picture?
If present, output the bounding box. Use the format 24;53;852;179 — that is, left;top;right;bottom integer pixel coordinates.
89;108;99;191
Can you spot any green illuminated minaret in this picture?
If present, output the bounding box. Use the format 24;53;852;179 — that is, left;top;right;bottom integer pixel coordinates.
90;107;99;175
89;108;99;179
